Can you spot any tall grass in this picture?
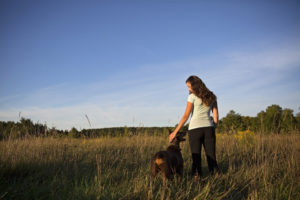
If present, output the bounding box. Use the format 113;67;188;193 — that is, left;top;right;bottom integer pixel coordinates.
0;133;299;199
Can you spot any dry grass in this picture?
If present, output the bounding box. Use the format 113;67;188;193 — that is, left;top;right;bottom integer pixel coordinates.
0;133;299;199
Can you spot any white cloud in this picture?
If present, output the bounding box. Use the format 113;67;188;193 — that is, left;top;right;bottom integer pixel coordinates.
1;41;300;129
0;103;184;130
226;47;300;70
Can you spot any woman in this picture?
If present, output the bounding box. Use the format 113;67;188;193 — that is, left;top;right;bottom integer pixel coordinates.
169;75;219;180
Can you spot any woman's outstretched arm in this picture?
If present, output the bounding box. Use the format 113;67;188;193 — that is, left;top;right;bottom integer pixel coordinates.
169;102;193;142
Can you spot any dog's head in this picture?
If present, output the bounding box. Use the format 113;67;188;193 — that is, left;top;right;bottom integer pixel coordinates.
168;129;186;144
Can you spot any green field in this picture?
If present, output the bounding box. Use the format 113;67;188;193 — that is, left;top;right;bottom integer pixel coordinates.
1;133;299;200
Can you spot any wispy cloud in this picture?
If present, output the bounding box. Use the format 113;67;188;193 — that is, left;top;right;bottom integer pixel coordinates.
1;42;300;129
226;46;300;70
0;103;184;130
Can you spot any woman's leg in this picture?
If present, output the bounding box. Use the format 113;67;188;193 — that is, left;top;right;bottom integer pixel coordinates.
203;126;219;174
188;128;204;176
191;153;202;176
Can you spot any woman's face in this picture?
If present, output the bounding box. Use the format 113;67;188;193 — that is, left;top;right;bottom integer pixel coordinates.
186;82;193;94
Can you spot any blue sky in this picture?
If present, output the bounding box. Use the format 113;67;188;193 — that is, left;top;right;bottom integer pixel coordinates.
1;0;300;130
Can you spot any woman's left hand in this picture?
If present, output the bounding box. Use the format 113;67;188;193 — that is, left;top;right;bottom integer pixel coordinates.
169;131;177;143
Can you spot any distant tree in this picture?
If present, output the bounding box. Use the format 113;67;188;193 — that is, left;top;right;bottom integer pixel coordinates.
20;117;35;137
250;116;260;133
257;111;266;134
0;122;5;139
160;127;167;136
240;116;250;131
124;126;129;136
69;127;80;138
10;124;22;139
49;127;59;137
216;119;223;133
265;105;282;133
295;107;300;131
34;122;47;137
281;108;297;133
221;110;242;134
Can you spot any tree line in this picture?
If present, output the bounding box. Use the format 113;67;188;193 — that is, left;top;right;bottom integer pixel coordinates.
0;118;174;140
0;104;299;140
217;104;300;134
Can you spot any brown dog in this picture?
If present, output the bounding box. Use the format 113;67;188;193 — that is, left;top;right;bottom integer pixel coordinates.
150;129;186;185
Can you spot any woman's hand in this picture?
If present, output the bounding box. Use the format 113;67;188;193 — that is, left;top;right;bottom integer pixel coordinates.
169;131;177;143
169;102;192;143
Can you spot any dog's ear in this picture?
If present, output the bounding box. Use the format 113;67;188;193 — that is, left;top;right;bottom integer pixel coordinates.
177;131;187;142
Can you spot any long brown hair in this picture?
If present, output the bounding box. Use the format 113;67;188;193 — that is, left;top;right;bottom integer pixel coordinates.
186;75;217;106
